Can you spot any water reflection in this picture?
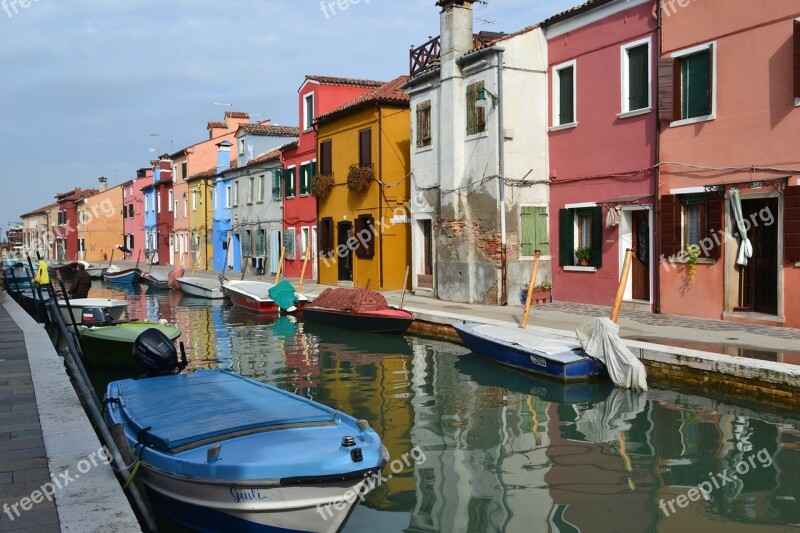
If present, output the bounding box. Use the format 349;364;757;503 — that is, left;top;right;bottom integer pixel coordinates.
86;283;800;532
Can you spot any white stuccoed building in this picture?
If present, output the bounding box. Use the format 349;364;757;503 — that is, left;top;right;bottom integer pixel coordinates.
405;0;550;305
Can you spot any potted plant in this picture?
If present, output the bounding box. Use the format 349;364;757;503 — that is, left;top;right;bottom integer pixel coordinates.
310;173;334;198
520;282;553;305
347;165;374;193
575;247;591;266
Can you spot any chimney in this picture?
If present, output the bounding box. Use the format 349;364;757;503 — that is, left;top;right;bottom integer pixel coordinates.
159;158;173;181
439;0;477;60
216;141;232;174
98;176;107;192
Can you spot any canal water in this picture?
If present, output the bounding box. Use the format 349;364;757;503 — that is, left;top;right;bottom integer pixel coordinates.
88;283;800;532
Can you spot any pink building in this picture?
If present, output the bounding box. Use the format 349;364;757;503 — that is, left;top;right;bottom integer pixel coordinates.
122;168;152;263
543;0;658;310
658;0;800;328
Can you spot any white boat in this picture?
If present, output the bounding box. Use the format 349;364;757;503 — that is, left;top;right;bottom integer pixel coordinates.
222;280;309;314
176;277;225;299
57;298;128;325
84;266;106;279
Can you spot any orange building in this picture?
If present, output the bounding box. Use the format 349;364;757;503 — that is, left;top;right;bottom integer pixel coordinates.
77;178;125;263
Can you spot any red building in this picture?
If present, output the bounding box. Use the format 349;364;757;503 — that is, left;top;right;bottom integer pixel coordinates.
154;159;174;266
280;75;383;280
54;187;98;261
543;0;658;310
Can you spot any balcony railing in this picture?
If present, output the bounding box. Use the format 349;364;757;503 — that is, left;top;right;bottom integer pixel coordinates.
409;33;504;77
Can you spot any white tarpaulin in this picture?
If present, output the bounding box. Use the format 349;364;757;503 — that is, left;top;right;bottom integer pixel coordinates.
576;318;648;391
730;189;753;267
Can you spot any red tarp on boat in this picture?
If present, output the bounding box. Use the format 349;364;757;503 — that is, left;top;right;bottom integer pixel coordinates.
307;288;390;313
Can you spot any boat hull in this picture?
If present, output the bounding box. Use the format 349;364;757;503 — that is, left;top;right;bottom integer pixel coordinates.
57;298;128;325
454;323;605;382
302;307;413;334
104;269;143;285
84;267;106;279
81;323;180;368
223;281;308;314
143;273;170;290
177;277;225;299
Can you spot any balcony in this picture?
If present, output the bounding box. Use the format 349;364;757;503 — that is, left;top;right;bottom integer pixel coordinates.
409;32;505;77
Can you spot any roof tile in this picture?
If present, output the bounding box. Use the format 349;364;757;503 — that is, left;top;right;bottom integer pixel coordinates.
316;75;410;123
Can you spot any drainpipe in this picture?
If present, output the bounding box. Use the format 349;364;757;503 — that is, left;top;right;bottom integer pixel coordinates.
377;105;384;288
653;5;663;314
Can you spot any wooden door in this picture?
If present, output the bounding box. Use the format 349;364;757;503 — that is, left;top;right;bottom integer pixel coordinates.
742;198;778;315
337;222;353;282
631;211;650;301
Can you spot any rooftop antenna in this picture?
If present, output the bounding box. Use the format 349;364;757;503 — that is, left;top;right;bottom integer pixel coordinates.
475;0;496;26
212;102;233;106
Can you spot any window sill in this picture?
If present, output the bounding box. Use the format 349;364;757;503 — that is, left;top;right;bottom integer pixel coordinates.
549;122;578;132
521;255;552;261
256;201;264;205
465;131;489;142
563;266;597;272
670;114;715;128
617;107;652;120
300;193;309;197
416;144;433;153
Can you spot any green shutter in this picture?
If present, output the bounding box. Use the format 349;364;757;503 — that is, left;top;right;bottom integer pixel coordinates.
682;50;711;119
284;169;295;197
628;44;649;111
558;208;575;266
311;161;317;177
591;206;603;268
559;67;574;124
534;207;549;256
520;207;534;256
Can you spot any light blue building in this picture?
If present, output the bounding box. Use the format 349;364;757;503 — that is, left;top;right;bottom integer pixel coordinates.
212;141;235;272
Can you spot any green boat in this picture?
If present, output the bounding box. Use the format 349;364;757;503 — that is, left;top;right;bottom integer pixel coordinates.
79;322;181;368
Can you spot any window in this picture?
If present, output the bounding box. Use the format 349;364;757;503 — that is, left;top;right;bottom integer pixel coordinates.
233;181;239;206
183;196;187;218
354;214;375;259
300;227;310;258
284;228;296;260
242;230;251;257
660;193;722;260
144;196;149;213
248;177;254;203
192;190;197;211
123;205;128;219
129;234;135;250
272;170;281;200
238;138;245;156
255;229;266;256
558;206;602;267
157;191;162;213
358;129;372;167
622;39;651;114
319;140;332;175
285;167;296;198
181;162;187;182
520;206;549;257
303;93;314;131
319;217;334;257
168;190;173;212
466;81;486;135
658;43;714;123
553;60;577;126
225;185;232;208
416;100;432;148
257;175;265;202
300;163;315;196
174;201;178;219
129;204;133;218
795;20;800;103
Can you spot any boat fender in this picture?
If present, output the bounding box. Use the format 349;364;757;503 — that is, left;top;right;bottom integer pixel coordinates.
356;419;370;430
350;448;363;463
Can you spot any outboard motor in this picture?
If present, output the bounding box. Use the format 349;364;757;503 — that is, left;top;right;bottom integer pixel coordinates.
80;307;115;327
133;328;187;378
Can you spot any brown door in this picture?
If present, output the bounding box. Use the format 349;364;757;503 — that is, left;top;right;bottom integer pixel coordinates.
631;211;650;301
741;198;778;315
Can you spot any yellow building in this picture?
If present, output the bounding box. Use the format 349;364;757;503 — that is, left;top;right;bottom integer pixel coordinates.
78;178;124;263
315;76;411;289
187;168;216;270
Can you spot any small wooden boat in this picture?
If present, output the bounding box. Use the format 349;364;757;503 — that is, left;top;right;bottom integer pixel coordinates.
84;266;106;279
142;271;170;290
103;268;143;285
80;322;180;367
454;322;605;382
176;277;225;299
48;262;80;277
223;280;309;314
57;298;128;326
302;288;413;333
104;369;387;532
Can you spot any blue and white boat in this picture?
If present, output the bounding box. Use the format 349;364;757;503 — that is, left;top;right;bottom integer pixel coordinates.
103;268;143;285
454;322;606;382
104;369;386;532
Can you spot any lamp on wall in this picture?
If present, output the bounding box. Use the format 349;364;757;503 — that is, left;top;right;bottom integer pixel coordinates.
475;87;498;109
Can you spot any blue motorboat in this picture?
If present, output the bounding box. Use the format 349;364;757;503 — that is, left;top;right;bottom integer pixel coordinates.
454;322;606;382
105;369;386;532
103;268;143;285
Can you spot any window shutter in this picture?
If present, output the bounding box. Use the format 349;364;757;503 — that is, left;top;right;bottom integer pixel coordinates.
785;185;800;262
657;58;676;122
558;209;575;266
660;195;682;257
591;206;603;267
320;141;332;175
706;194;723;259
559;67;574;124
354;217;366;258
794;21;800;99
311;161;317;177
359;130;372;167
628;44;649;111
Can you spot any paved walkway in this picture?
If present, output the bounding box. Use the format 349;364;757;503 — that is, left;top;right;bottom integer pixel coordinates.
0;304;59;531
133;263;800;364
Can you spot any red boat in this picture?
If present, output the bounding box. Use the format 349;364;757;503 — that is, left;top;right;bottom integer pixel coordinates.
302;288;414;334
222;280;308;314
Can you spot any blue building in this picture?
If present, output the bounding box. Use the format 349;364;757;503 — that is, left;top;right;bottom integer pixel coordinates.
212;141;236;272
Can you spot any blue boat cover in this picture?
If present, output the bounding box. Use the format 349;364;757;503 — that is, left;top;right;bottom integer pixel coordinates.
110;370;336;451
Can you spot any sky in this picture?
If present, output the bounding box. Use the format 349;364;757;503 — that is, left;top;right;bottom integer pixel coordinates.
0;0;578;238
